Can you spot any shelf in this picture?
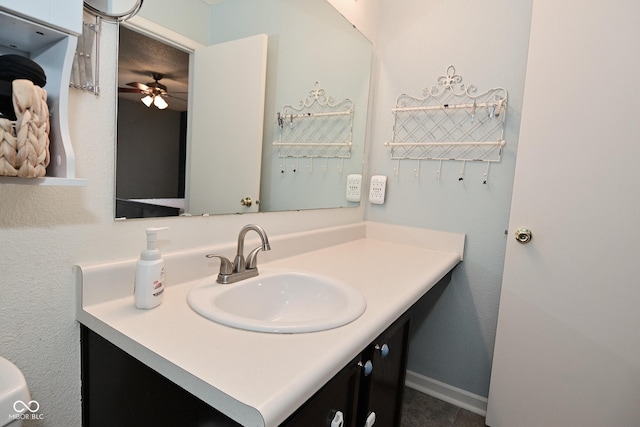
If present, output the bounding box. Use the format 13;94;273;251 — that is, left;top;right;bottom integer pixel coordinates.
0;8;82;185
0;176;87;186
0;0;82;36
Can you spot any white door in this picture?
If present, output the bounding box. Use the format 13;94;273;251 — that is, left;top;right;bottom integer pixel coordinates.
486;1;640;426
186;34;268;215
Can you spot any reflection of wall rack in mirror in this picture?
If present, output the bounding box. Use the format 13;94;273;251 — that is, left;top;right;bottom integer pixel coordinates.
273;82;354;163
385;66;507;181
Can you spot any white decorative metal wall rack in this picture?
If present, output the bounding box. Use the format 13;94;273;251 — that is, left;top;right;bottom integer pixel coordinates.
385;66;507;182
273;82;354;173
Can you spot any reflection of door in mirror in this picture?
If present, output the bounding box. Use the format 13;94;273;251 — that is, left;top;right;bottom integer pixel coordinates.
116;26;190;219
187;34;268;216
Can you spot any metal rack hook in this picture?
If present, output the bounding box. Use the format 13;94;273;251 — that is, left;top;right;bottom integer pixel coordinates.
471;100;477;123
488;103;496;119
483;162;491;184
458;160;466;181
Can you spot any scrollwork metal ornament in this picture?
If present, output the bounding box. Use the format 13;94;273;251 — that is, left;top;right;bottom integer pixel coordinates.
427;65;485;101
294;82;339;109
432;65;468;95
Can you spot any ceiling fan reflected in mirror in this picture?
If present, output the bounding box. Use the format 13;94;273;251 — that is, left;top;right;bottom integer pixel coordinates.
119;72;184;110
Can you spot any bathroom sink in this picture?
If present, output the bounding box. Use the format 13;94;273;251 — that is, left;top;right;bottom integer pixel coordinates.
187;269;366;333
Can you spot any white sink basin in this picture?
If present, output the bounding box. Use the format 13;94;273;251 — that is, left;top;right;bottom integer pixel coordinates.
187;269;366;333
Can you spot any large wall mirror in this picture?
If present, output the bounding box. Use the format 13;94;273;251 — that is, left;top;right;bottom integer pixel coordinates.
114;0;373;219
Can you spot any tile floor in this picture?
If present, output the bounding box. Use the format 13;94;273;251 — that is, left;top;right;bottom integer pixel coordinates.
401;388;486;427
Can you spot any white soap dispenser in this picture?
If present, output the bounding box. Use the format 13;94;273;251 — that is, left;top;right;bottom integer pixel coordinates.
134;227;168;309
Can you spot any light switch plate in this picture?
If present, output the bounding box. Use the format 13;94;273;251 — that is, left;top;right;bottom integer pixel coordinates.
369;175;387;204
346;174;362;202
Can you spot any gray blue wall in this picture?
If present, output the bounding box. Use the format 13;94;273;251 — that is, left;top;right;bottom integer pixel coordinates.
365;0;533;397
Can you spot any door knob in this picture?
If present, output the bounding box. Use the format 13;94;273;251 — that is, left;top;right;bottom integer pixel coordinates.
514;228;532;244
240;197;252;207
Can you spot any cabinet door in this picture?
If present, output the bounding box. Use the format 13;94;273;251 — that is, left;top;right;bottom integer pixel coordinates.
281;356;362;427
359;316;411;427
0;0;82;34
81;327;242;427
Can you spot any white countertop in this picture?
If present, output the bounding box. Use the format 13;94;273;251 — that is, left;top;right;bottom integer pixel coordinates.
76;222;464;427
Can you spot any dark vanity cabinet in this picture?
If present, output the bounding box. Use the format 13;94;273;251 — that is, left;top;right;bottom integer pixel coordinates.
280;356;363;427
81;314;411;427
280;313;411;427
80;327;243;427
359;315;411;427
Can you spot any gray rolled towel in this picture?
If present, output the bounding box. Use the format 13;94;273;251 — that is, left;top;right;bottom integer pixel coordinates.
0;54;47;87
0;55;47;120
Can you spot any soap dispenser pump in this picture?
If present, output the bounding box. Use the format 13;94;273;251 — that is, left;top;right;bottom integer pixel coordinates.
135;227;168;309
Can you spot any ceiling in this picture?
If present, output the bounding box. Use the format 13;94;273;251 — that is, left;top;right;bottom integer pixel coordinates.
117;26;190;111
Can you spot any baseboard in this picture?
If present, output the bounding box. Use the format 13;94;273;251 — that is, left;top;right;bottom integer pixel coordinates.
405;370;488;417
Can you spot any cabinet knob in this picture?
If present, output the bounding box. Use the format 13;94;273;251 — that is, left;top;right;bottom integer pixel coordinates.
330;410;344;427
375;343;389;358
358;360;373;376
240;197;252;207
365;411;376;427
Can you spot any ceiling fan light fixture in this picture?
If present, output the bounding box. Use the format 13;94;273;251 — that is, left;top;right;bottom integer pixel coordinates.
154;95;169;110
141;94;153;107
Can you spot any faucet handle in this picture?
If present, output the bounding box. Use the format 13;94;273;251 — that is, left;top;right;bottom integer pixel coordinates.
205;254;233;275
245;246;264;269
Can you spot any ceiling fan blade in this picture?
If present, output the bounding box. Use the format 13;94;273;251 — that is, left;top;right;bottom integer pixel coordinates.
126;82;150;91
118;87;143;93
166;93;188;101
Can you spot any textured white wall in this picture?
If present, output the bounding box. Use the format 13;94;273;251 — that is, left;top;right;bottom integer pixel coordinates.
365;0;532;397
0;12;363;427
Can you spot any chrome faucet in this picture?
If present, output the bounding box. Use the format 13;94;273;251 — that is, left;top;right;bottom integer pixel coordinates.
206;224;271;284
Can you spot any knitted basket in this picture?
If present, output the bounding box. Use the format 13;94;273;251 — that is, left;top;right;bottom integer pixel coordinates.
0;79;50;178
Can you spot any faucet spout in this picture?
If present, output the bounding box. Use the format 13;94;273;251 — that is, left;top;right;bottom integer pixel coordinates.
233;224;271;273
